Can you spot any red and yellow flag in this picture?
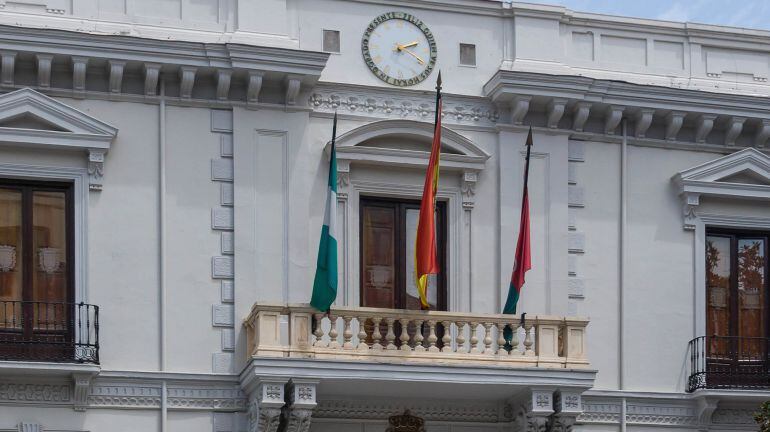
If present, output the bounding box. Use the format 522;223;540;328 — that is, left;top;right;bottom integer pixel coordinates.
415;74;442;310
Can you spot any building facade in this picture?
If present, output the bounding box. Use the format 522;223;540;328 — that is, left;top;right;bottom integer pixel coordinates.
0;0;768;431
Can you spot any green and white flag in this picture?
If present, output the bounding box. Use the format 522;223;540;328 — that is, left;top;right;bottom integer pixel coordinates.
310;113;339;312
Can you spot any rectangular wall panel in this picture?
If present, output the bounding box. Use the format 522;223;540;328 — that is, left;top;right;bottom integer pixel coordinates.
254;130;287;300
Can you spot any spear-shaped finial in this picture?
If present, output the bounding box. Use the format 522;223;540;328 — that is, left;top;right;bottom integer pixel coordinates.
436;70;442;92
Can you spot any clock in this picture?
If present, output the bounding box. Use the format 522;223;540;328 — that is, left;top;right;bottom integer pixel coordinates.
362;12;438;87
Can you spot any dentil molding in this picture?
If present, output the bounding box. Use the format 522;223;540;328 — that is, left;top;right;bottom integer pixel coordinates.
310;84;499;127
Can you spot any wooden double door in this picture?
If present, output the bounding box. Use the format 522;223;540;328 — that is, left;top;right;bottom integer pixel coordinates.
706;230;770;388
360;197;447;311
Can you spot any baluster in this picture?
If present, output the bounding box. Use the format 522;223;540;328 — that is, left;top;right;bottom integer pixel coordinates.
455;321;467;353
523;321;535;356
510;322;521;355
440;320;452;353
413;319;425;352
469;321;481;354
497;322;508;356
399;318;411;351
385;317;397;350
328;316;340;349
357;317;369;351
482;322;494;355
371;316;383;351
313;313;326;347
343;316;354;350
427;320;439;352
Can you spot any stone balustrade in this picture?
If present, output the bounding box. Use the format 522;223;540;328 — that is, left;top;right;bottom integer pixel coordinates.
244;304;589;369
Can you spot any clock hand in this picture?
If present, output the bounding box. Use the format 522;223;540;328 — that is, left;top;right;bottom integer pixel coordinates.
400;48;425;65
396;41;419;50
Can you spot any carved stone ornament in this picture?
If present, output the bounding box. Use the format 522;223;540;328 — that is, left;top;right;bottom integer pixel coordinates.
386;410;426;432
251;405;282;432
283;408;313;432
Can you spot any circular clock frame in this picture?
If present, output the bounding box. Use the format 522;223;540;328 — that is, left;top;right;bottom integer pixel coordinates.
362;12;438;87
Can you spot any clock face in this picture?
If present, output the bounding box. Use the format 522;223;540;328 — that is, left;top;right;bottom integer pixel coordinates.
362;12;437;87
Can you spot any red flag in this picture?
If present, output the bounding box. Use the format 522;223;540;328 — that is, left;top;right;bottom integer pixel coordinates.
415;73;442;310
503;128;533;314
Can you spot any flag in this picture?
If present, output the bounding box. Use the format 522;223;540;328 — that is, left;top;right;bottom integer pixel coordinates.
415;73;443;310
310;113;339;312
503;127;533;315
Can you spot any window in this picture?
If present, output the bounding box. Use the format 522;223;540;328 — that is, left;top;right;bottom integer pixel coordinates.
0;180;73;353
705;229;769;386
323;29;341;53
360;197;447;310
459;43;476;66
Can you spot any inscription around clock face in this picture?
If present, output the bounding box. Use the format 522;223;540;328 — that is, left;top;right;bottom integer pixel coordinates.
362;12;438;87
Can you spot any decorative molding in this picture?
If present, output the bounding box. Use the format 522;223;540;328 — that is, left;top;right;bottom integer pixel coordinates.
285;75;301;106
756;119;770;148
309;84;498;127
0;383;71;403
330;119;489;173
313;398;503;422
546;98;567;129
72;373;92;411
107;60;125;94
386;410;425;432
16;423;42;432
665;111;686;141
695;114;717;143
71;56;87;94
87;150;105;191
674;148;770;228
634;108;654;138
604;105;624;135
247;381;287;432
282;380;317;432
247;71;264;107
461;170;479;209
179;66;197;99
143;63;161;96
216;69;232;101
87;381;246;410
572;102;590;132
0;88;117;190
36;53;53;88
712;408;756;424
0;51;15;87
724;116;746;146
511;95;531;125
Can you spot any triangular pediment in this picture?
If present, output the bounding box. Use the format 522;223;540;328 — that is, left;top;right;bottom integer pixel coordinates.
674;148;770;204
0;88;117;137
676;148;770;184
716;169;770;186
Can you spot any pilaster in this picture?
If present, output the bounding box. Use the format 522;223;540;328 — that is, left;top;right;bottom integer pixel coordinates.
247;380;287;432
282;380;318;432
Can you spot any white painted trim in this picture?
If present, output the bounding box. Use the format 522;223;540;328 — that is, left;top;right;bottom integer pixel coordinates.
0;163;89;303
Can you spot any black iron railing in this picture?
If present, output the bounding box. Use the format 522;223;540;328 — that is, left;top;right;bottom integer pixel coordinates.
687;335;770;392
0;301;99;364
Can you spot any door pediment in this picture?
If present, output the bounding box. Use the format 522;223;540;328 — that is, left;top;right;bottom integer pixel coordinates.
673;148;770;229
0;88;118;190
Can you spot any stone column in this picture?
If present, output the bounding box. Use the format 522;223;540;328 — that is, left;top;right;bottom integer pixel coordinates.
512;388;554;432
549;390;583;432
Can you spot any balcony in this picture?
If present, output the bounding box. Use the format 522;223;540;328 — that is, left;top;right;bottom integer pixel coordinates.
0;301;99;364
687;335;770;392
245;304;589;368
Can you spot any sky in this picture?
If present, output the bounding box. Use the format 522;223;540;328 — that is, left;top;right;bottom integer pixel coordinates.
526;0;770;31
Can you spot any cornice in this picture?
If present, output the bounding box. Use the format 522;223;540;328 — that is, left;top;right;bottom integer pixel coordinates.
310;82;499;127
314;398;507;422
343;0;504;17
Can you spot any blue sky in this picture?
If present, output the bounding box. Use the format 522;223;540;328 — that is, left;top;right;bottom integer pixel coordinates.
528;0;770;31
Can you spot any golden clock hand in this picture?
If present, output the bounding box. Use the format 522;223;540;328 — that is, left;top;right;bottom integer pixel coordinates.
401;48;425;65
398;41;418;49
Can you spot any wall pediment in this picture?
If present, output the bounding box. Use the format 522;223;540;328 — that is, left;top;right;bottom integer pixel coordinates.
673;148;770;229
0;88;118;189
328;119;490;172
